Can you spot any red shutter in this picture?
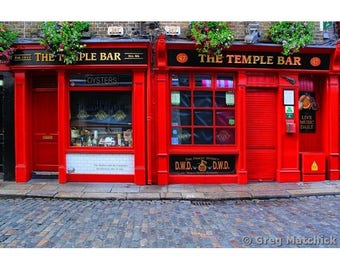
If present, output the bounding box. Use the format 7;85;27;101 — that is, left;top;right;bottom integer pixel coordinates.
246;89;277;181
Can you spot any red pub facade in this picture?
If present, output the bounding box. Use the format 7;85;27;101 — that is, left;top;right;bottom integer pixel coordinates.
2;35;340;185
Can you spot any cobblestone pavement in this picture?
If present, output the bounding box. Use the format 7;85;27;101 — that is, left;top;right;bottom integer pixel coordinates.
0;195;339;248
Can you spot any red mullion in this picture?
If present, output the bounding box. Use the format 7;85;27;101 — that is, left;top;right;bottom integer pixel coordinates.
187;75;193;145
190;95;194;144
213;85;217;145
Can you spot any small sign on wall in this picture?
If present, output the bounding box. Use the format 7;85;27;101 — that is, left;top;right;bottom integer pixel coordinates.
283;90;294;105
285;106;294;119
66;154;134;175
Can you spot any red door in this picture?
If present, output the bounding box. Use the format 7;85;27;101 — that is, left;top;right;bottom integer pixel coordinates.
246;88;277;181
32;88;58;171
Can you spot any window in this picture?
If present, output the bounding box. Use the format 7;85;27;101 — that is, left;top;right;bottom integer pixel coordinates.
171;74;235;145
70;91;132;147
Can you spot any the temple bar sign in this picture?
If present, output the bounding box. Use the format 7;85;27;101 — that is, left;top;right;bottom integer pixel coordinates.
10;48;148;65
168;49;330;70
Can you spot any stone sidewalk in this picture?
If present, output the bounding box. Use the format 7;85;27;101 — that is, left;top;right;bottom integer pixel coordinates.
1;178;340;200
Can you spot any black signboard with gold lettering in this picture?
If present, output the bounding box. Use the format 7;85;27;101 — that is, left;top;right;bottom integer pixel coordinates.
170;155;236;175
299;92;318;133
168;49;330;70
10;48;148;65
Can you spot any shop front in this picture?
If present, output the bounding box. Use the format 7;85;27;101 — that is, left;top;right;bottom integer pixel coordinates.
152;35;339;184
4;36;340;185
9;41;150;184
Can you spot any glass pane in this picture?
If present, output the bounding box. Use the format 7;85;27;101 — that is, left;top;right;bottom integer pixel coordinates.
216;74;234;88
172;74;189;86
215;110;235;126
171;128;191;145
216;128;235;144
171;91;191;107
195;75;211;87
215;91;235;107
172;109;191;126
194;128;213;144
194;91;212;107
70;91;132;147
194;110;213;126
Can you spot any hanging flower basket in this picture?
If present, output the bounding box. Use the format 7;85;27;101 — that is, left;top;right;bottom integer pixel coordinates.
190;21;235;55
0;23;19;64
39;21;90;64
268;22;314;56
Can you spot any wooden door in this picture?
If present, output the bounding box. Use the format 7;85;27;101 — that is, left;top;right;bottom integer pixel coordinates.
246;89;277;181
32;88;58;171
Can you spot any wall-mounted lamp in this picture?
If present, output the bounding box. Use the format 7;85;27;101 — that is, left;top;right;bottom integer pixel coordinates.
245;23;260;44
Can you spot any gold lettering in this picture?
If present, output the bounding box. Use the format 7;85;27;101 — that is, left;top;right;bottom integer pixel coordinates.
106;53;114;61
212;161;230;170
174;161;192;171
294;57;301;65
234;55;241;64
260;56;267;64
78;52;97;61
206;54;215;63
252;55;260;64
198;53;206;63
35;53;54;62
285;57;293;65
216;54;223;63
198;53;222;64
91;52;97;61
34;53;41;61
100;52;107;61
242;55;252;64
277;56;285;65
78;53;86;61
225;54;234;63
114;52;121;61
267;56;274;65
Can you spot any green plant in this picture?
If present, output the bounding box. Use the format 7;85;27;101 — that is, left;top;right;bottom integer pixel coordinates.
268;22;314;55
39;21;89;64
190;21;235;55
0;23;19;64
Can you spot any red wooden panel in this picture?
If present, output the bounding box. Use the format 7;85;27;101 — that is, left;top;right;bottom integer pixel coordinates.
246;89;277;181
32;89;58;171
247;149;277;180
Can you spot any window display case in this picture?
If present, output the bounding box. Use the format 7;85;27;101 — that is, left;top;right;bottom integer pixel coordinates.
70;91;132;147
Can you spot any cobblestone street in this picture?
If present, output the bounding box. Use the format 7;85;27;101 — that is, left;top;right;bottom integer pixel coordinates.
0;195;339;248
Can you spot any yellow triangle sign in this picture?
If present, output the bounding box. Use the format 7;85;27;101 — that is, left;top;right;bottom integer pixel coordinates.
311;161;318;171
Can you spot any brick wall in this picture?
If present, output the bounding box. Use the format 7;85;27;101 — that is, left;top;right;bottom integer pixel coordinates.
1;21;338;44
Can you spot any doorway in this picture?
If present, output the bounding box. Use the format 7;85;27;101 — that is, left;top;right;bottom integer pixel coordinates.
32;88;58;171
246;88;277;181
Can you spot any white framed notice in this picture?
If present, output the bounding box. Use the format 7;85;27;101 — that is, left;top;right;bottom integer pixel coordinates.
283;90;294;105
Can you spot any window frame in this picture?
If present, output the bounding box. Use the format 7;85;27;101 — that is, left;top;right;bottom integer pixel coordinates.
67;72;134;152
170;73;236;147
